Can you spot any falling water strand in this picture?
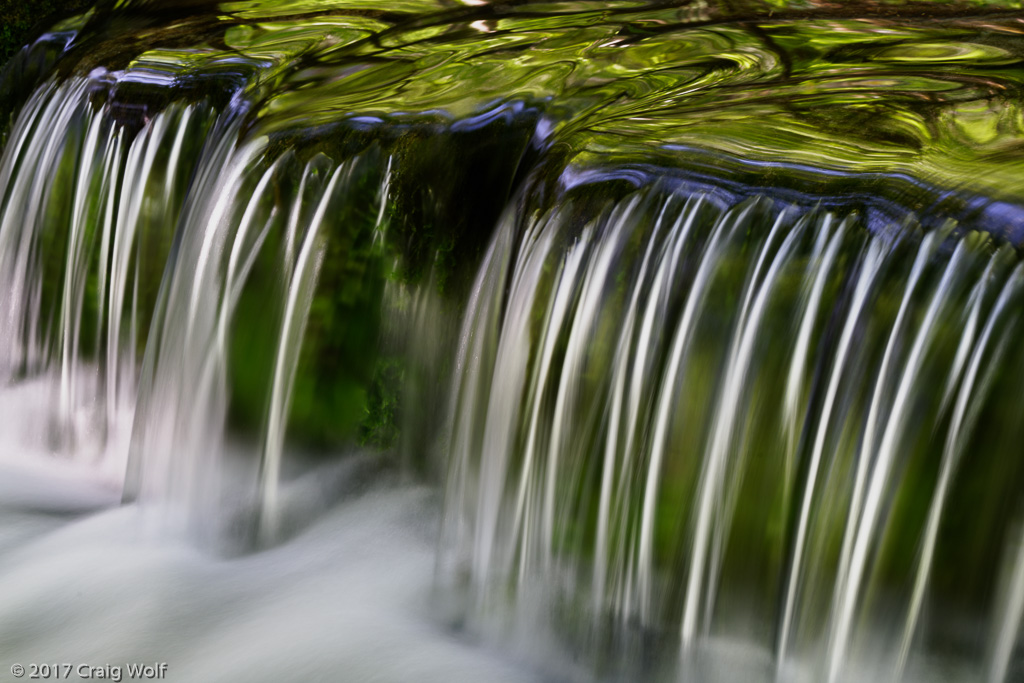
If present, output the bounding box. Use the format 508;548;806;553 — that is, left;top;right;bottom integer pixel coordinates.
989;519;1024;683
258;163;345;542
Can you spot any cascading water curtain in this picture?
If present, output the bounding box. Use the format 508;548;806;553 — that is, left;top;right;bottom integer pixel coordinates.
7;2;1024;683
0;66;394;541
442;184;1024;681
0;72;217;464
126;142;391;544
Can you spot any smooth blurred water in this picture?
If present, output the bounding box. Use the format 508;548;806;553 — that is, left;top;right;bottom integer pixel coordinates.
0;370;543;683
3;2;1024;682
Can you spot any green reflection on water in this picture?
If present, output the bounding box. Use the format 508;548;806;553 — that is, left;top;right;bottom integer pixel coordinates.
34;0;1024;206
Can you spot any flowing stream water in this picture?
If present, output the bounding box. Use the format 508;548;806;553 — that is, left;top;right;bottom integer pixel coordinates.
2;1;1024;682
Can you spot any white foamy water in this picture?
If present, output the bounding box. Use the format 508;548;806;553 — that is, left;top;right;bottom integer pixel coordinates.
0;462;544;683
0;371;540;683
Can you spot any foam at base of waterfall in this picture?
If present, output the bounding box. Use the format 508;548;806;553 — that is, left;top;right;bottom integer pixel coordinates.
0;468;542;683
0;370;130;512
6;463;985;683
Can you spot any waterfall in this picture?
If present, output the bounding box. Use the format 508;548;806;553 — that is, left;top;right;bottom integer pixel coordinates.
442;182;1024;679
3;2;1024;682
0;67;394;540
0;71;216;472
125;138;390;542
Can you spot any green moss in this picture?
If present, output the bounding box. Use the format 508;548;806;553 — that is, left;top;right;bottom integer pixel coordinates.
359;356;404;450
